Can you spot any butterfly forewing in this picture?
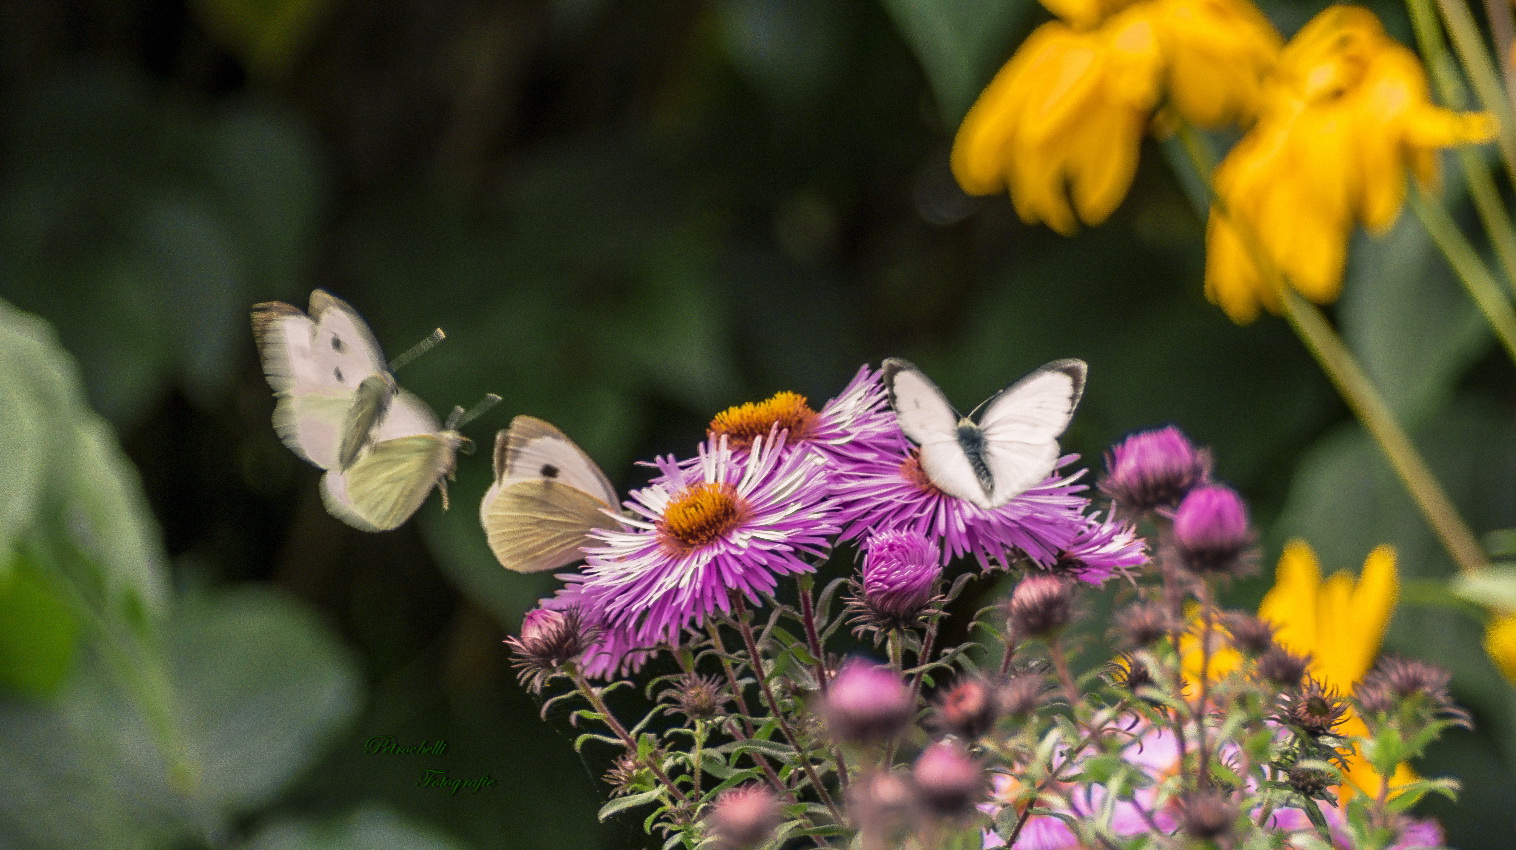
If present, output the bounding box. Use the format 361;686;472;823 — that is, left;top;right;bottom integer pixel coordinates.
975;360;1086;505
500;416;619;506
883;358;997;506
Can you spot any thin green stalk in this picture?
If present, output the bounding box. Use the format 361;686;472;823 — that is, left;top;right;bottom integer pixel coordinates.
1411;191;1516;364
1279;290;1487;576
1431;0;1516;185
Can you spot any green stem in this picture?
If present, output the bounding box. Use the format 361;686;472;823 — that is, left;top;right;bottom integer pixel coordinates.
1430;0;1516;186
1411;191;1516;364
1279;290;1487;575
570;668;690;809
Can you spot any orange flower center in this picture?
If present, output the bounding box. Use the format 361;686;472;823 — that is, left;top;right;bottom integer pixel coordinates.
708;391;818;450
660;482;747;551
899;450;941;493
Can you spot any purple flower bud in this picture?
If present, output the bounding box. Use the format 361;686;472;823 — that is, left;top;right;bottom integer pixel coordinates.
707;784;781;849
1005;574;1075;639
1100;426;1212;513
825;660;915;744
505;606;595;692
911;739;984;816
932;677;999;739
1170;485;1255;576
851;531;942;632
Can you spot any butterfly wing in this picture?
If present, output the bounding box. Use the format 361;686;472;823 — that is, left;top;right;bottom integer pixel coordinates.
973;359;1087;506
480;416;620;572
882;358;992;505
251;290;392;469
321;390;452;531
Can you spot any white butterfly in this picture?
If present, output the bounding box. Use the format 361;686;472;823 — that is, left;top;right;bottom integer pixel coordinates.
881;358;1087;509
251;289;398;471
253;289;472;531
480;416;621;573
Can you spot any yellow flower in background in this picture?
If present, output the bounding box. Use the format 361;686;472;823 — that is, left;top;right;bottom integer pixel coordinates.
1485;611;1516;685
1260;540;1416;799
951;0;1279;234
1204;5;1497;323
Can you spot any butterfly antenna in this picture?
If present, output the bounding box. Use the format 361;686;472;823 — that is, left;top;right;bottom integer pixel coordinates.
389;328;446;373
448;393;503;432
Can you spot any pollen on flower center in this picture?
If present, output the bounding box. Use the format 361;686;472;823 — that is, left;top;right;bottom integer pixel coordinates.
660;482;747;551
708;391;818;450
899;450;941;494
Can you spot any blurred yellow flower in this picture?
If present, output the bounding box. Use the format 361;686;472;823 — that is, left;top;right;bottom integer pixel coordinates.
1260;540;1415;800
1485;611;1516;685
1204;5;1497;323
951;0;1279;234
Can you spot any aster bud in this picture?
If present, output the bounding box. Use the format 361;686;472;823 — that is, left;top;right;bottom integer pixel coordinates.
1005;574;1075;639
661;673;728;721
505;606;595;692
1171;485;1256;577
1279;679;1348;738
1255;645;1311;686
825;660;915;744
1221;612;1276;655
932;677;999;739
849;531;943;634
1355;656;1470;729
1286;765;1335;799
911;739;984;816
996;671;1051;719
1113;600;1177;648
847;770;916;841
1100;426;1212;513
707;784;782;850
1109;655;1158;697
1180;790;1238;840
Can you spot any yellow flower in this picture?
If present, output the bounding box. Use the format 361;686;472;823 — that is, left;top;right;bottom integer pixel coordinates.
951;0;1279;233
1260;540;1415;800
1485;611;1516;685
1204;5;1497;323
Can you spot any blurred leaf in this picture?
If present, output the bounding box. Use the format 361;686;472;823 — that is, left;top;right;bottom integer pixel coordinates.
879;0;1028;121
190;0;334;76
169;588;362;812
0;553;79;697
1340;202;1488;427
242;805;471;850
715;0;844;107
1451;565;1516;612
0;320;50;564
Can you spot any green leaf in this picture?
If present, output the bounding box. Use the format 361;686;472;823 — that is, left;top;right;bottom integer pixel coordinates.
1451;565;1516;612
167;588;361;812
188;0;335;76
880;0;1030;121
242;805;472;850
597;788;663;821
0;553;79;696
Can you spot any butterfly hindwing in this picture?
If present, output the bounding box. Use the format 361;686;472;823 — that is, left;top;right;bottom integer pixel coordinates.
882;358;993;506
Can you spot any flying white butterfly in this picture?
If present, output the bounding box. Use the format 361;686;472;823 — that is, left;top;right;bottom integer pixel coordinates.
252;289;478;532
881;357;1087;509
480;416;621;573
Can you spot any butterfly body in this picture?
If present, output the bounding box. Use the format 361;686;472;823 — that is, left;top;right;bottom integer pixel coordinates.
882;358;1087;509
480;416;620;573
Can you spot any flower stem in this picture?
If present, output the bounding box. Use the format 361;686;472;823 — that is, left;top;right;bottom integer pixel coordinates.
730;594;845;823
570;668;691;811
1278;290;1487;575
1431;0;1516;185
1410;191;1516;364
702;623;796;800
796;574;831;697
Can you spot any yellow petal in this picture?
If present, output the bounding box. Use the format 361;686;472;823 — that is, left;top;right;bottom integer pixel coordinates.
1204;208;1265;324
1260;540;1322;651
1485;611;1516;686
1151;0;1283;127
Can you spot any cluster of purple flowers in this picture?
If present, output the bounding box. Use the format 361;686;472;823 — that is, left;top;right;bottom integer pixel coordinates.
519;364;1146;680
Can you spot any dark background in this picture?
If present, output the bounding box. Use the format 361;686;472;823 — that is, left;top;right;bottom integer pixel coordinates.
0;0;1513;846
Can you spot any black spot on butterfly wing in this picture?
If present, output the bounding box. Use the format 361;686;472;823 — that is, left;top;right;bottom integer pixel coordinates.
540;464;560;479
331;334;344;352
333;367;344;383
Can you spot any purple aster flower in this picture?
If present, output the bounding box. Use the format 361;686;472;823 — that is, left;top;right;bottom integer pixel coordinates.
1100;425;1212;513
504;606;596;692
829;423;1092;569
703;365;900;470
849;530;942;632
1170;484;1256;577
567;433;838;655
1047;510;1148;585
912;739;985;817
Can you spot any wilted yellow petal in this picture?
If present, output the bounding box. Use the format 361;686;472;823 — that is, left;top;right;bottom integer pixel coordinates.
1148;0;1283;127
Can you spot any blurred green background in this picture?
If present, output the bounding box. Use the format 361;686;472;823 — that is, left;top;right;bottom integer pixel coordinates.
0;0;1512;846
